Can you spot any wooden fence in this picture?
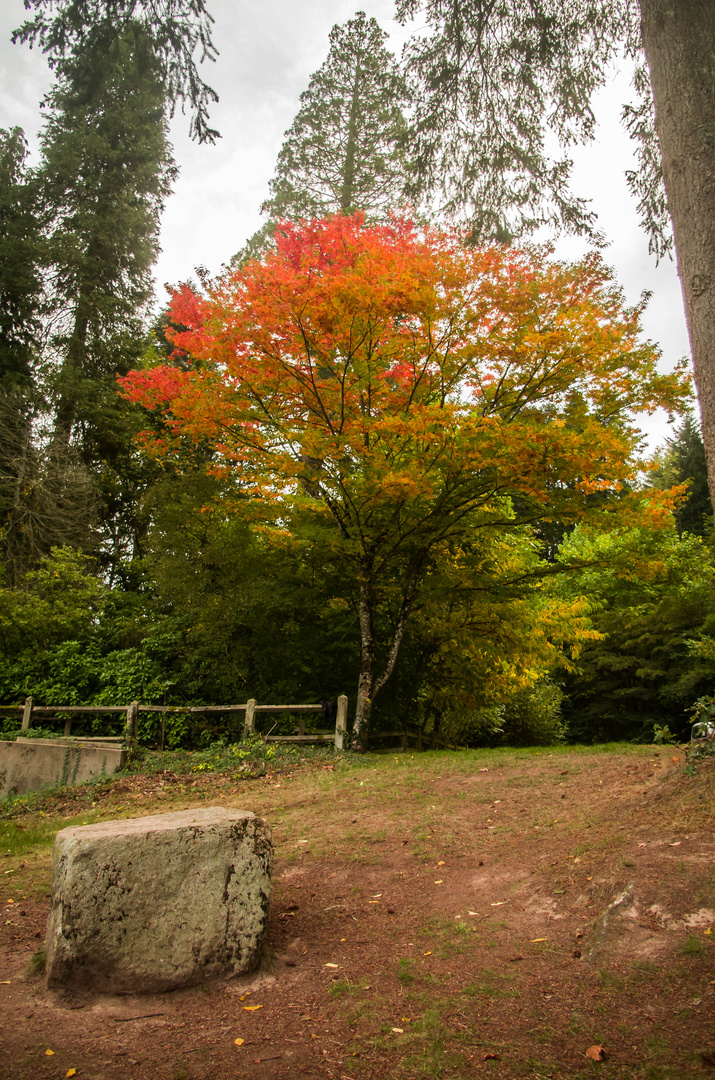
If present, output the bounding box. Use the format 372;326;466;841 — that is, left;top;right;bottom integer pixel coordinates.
1;698;464;753
3;695;349;751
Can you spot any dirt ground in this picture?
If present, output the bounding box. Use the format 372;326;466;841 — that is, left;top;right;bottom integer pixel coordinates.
0;745;713;1080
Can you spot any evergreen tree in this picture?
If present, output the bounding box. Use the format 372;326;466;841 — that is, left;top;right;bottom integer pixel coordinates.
0;128;43;393
39;26;176;455
239;11;411;261
653;415;713;537
13;0;219;144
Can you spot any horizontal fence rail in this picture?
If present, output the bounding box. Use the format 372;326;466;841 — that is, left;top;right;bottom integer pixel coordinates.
7;696;349;751
2;698;460;751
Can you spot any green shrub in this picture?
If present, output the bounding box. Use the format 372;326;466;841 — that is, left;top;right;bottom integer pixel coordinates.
500;680;566;746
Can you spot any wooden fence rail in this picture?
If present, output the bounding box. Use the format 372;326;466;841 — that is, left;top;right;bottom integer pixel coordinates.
6;696;349;751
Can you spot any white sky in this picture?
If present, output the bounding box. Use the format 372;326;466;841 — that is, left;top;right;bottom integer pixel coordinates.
0;0;692;450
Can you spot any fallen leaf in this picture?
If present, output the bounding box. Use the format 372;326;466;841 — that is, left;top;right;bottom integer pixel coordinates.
66;1071;77;1078
704;927;712;936
586;1045;607;1062
490;901;506;907
436;861;445;866
479;768;488;772
324;963;339;968
434;880;444;884
530;938;547;943
669;841;681;847
234;1038;244;1046
0;980;10;984
391;1027;403;1033
243;1005;263;1011
483;1052;500;1060
45;1049;55;1056
423;951;432;956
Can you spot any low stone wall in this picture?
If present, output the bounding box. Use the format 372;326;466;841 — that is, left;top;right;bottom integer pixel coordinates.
0;738;126;799
45;807;273;993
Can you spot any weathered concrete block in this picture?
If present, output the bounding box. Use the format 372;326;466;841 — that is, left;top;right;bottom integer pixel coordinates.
45;807;272;993
0;738;126;798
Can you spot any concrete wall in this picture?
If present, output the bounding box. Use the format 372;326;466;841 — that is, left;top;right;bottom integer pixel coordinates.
0;738;126;799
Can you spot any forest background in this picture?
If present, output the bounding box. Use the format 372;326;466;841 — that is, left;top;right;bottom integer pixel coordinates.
0;0;713;752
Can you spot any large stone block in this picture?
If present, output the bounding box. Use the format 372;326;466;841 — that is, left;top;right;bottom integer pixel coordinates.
0;738;126;798
45;807;272;993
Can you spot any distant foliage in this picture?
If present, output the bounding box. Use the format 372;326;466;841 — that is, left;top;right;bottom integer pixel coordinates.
553;524;715;742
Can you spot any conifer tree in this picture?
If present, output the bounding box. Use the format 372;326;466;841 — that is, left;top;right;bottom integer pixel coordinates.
653;416;713;537
239;11;411;261
0;129;43;395
13;0;219;144
39;24;176;457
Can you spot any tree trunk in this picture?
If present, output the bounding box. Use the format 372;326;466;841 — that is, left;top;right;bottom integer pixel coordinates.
52;303;90;450
339;56;363;213
352;560;422;751
640;0;715;506
352;567;375;750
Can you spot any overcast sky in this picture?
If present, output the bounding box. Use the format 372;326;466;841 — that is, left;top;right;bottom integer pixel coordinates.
0;0;692;449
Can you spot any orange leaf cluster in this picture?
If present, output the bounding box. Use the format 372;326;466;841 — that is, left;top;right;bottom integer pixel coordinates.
119;215;690;532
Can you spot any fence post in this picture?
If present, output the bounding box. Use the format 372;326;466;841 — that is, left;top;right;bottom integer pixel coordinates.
244;699;256;736
21;697;33;732
125;701;139;747
334;695;348;751
64;716;73;737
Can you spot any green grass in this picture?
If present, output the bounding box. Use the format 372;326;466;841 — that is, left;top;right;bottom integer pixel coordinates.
680;934;706;958
0;810;102;858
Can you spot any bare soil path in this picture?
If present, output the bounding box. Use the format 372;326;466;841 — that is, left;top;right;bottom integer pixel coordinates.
0;745;713;1080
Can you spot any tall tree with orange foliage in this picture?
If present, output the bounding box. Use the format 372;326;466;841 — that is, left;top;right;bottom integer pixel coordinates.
120;215;689;745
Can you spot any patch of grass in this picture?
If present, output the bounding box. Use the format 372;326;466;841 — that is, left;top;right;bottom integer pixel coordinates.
329;976;373;998
599;969;625;989
27;948;46;976
680;934;705;958
397;957;415;985
464;980;517;999
0;811;99;857
630;958;660;979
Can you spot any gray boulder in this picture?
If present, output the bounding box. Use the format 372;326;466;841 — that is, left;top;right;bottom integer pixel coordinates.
45;807;272;992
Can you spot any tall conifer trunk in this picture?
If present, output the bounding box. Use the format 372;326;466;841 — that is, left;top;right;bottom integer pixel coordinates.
640;0;715;505
339;58;363;213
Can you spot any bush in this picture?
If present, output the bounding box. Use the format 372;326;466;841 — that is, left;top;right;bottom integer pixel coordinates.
500;680;566;746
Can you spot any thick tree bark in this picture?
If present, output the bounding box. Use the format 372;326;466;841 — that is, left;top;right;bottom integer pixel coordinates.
352;568;375;750
640;0;715;506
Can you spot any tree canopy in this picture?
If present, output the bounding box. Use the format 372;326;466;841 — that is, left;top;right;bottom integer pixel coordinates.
121;214;689;742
